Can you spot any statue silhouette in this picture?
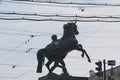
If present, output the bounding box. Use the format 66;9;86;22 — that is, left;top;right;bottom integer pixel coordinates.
37;22;91;73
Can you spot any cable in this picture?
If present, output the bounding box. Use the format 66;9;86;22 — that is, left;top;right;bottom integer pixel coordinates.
0;27;120;39
1;11;120;22
1;11;120;19
14;70;32;79
0;63;36;67
0;31;62;37
0;35;34;58
0;28;120;39
0;17;120;22
0;27;40;34
0;25;62;36
0;32;33;36
4;0;120;7
79;23;108;42
3;0;83;9
30;0;120;6
0;44;120;56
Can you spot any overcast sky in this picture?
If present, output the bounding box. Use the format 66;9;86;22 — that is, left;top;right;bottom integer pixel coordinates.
0;0;120;80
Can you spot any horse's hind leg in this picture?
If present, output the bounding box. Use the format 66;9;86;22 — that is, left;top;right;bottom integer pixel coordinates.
46;60;53;73
36;49;45;73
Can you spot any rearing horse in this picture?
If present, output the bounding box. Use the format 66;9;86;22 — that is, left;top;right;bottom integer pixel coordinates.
37;22;91;73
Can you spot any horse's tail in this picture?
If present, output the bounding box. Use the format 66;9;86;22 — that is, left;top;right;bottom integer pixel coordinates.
36;49;46;73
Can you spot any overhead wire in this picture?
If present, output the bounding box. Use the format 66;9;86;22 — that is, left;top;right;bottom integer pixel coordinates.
0;35;34;58
0;58;99;68
78;23;108;42
0;10;120;22
0;31;120;39
0;31;33;36
28;0;120;6
0;48;26;53
0;44;105;66
0;22;120;37
1;11;120;19
0;27;40;34
0;57;120;71
0;31;61;37
0;17;120;22
0;63;36;67
0;44;120;57
0;26;62;36
3;0;120;7
1;45;119;65
13;69;34;79
3;0;83;8
0;44;120;56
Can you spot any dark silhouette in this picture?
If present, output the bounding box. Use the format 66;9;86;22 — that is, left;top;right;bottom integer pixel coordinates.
38;73;88;80
37;22;91;74
50;34;59;47
51;34;57;42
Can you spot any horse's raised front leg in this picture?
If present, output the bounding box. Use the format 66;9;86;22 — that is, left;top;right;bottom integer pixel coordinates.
78;44;84;57
75;44;91;63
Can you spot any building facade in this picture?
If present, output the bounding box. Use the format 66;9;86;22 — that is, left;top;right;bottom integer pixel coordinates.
106;65;120;80
89;65;120;80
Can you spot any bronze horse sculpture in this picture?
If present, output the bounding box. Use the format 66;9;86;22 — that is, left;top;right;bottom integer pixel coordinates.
37;22;91;73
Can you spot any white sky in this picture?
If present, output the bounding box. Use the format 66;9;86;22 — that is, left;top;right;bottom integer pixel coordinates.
0;0;120;80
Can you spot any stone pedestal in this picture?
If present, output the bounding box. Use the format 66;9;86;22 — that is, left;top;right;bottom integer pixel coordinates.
38;73;73;80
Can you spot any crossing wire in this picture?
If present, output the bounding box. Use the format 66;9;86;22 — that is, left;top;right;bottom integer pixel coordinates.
0;35;34;58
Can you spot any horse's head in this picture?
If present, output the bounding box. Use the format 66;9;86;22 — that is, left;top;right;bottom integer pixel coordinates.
63;22;79;35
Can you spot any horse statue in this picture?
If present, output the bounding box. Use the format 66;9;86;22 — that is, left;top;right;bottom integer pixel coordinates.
36;22;91;74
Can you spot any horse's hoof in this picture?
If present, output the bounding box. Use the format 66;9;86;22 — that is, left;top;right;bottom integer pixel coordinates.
88;59;91;63
61;72;69;76
36;71;42;73
48;72;52;75
81;53;84;57
65;72;69;76
36;69;42;73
